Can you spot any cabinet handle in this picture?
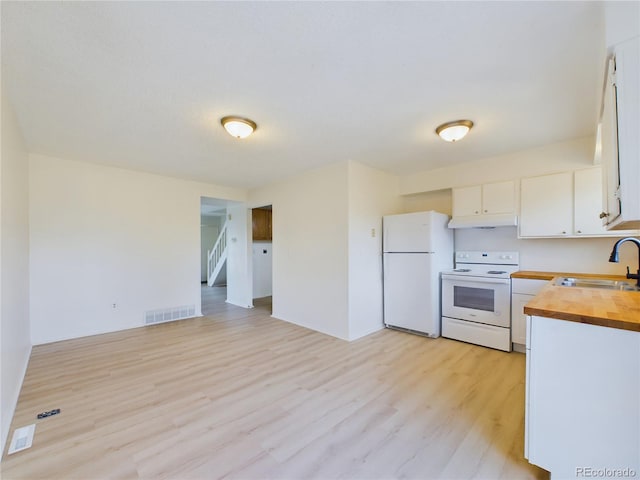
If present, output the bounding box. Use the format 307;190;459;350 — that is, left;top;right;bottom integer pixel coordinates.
577;230;582;234
599;212;610;219
475;210;479;214
484;209;488;213
562;231;566;234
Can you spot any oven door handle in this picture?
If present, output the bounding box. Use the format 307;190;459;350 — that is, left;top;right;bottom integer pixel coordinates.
441;275;511;286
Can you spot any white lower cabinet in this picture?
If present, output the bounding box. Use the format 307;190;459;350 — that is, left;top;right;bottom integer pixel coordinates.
512;294;533;347
526;315;640;477
511;279;548;348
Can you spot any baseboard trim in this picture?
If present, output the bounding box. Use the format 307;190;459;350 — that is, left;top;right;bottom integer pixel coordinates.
270;313;349;341
1;343;32;457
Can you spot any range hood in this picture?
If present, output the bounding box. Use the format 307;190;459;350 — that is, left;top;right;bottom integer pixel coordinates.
448;214;518;229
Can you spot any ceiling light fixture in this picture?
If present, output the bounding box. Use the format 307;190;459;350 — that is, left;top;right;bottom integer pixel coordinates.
221;116;257;139
435;120;474;142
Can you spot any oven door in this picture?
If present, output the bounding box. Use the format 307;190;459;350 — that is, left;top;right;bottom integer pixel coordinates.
441;274;511;328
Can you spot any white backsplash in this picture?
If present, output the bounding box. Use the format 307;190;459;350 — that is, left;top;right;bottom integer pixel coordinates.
454;227;639;275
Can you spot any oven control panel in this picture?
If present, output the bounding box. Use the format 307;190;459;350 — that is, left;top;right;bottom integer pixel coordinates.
455;251;519;265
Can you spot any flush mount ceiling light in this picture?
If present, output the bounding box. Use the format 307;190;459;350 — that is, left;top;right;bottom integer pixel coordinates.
435;120;474;142
221;116;257;139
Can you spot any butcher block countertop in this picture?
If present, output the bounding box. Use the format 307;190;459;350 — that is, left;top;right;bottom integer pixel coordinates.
519;272;640;332
511;270;631;281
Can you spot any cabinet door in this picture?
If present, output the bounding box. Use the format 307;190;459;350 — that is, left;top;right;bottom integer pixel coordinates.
452;185;481;216
574;168;608;235
601;56;622;226
252;208;271;241
520;172;573;237
482;181;515;215
575;167;639;237
527;316;640;476
511;293;531;345
615;37;640;228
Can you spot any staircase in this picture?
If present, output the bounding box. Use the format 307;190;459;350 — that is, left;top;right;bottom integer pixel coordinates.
207;222;228;286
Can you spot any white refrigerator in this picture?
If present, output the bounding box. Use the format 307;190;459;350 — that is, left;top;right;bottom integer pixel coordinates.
383;211;453;337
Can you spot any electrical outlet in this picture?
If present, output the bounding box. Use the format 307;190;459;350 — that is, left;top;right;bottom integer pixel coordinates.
112;303;117;309
371;228;376;238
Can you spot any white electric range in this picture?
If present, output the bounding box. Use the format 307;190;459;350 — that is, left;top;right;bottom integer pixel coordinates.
440;251;519;352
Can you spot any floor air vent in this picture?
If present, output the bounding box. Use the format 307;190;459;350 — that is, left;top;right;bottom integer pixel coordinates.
7;424;35;454
144;305;196;325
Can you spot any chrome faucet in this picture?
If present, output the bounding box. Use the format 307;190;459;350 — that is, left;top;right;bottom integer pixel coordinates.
608;237;640;287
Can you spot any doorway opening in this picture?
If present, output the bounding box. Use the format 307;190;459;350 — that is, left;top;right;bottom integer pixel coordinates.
201;197;228;316
252;205;273;314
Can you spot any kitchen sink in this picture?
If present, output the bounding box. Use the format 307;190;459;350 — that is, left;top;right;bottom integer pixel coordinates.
554;277;640;291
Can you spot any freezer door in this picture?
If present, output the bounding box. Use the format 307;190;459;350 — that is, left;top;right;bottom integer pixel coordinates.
383;212;435;253
383;253;440;336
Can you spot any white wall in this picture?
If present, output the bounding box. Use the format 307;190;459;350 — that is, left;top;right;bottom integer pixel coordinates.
455;227;637;275
249;160;403;340
403;189;453;216
347;161;402;340
29;154;246;344
252;241;272;299
400;136;596;195
225;204;252;308
250;162;350;340
1;93;32;453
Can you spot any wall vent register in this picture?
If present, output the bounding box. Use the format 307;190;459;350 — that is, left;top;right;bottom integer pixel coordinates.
144;305;196;325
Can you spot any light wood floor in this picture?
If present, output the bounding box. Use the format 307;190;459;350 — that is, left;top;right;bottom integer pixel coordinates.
2;297;548;480
201;284;228;317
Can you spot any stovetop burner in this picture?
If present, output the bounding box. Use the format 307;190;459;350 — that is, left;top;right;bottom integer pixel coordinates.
442;251;520;280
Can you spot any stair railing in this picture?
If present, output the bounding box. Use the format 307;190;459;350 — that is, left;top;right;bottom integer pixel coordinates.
207;222;228;286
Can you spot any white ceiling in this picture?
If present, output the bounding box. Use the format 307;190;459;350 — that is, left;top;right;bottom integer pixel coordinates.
1;1;605;190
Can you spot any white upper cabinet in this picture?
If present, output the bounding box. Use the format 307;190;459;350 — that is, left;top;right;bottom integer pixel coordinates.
452;185;482;217
520;172;573;237
520;167;639;238
600;37;640;230
482;181;516;215
450;181;517;228
574;168;611;235
453;181;515;217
